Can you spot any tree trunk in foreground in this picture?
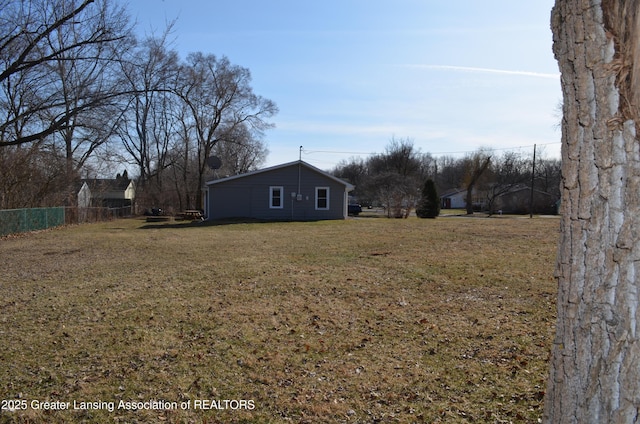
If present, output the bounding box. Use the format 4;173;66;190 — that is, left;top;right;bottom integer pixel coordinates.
545;0;640;422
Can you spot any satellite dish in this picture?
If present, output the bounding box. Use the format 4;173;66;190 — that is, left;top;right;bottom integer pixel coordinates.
206;156;222;170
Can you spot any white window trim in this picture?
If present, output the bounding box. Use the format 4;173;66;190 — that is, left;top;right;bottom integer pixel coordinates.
269;186;284;209
315;186;330;210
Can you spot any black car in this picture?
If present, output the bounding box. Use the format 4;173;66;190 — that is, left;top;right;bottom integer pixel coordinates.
348;204;362;216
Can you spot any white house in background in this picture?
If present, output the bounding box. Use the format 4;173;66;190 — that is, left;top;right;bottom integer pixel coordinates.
440;188;486;210
82;173;135;210
76;181;91;209
440;188;467;209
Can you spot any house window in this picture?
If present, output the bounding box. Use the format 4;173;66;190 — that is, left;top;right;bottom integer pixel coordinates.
270;186;283;209
315;187;329;210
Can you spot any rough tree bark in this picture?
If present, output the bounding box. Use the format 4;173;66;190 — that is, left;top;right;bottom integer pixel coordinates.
545;0;640;422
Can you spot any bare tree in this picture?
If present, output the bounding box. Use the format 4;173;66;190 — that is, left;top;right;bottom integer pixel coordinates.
0;0;132;147
0;143;67;208
369;172;411;217
461;150;491;214
366;138;424;217
536;157;561;199
178;52;277;209
484;151;531;214
434;154;466;194
332;157;370;204
544;0;640;421
44;0;133;182
163;100;198;212
117;33;181;205
211;122;268;176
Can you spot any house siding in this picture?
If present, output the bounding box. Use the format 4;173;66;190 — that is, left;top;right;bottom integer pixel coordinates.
441;190;467;209
83;178;135;208
77;183;91;209
206;162;350;221
493;188;557;214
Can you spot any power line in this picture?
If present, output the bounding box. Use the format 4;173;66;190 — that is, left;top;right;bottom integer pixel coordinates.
301;142;560;158
301;149;377;155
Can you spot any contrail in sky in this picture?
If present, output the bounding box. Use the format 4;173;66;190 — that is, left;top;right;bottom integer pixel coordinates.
404;64;560;79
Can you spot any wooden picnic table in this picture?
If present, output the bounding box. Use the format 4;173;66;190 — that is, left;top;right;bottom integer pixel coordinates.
181;210;204;221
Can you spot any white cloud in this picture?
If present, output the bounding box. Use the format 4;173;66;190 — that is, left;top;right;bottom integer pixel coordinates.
400;64;560;80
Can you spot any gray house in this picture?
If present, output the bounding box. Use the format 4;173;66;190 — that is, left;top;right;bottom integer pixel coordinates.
203;160;354;221
492;186;558;215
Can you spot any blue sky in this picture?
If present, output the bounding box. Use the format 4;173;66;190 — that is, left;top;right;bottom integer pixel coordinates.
125;0;561;169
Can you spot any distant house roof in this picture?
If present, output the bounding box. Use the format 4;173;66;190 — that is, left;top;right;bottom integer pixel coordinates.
83;176;132;193
205;160;355;190
440;188;466;198
81;174;135;203
492;184;558;214
495;185;554;198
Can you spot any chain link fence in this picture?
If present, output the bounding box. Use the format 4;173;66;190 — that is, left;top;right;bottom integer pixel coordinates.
0;207;65;236
0;206;133;236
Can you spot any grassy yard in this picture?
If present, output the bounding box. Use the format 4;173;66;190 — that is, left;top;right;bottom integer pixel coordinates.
0;216;559;423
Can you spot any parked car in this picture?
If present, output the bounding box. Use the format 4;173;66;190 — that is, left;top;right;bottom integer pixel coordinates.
348;204;362;216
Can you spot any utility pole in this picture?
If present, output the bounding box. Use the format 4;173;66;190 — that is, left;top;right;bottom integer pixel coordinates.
529;144;536;218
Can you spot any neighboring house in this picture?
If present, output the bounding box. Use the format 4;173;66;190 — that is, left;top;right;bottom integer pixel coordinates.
440;189;467;209
492;186;557;214
82;173;136;211
440;188;485;210
77;181;91;209
203;160;355;221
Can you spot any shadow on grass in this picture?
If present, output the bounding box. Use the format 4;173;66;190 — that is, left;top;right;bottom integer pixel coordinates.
350;214;388;219
138;217;320;229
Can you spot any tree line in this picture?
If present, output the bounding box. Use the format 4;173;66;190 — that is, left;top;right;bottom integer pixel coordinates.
331;138;561;217
0;0;559;217
0;0;277;211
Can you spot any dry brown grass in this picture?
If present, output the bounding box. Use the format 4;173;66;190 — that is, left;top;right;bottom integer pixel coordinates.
0;216;558;423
